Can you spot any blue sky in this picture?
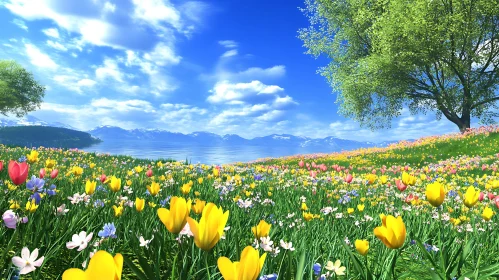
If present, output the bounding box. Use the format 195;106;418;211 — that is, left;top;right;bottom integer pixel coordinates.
0;0;465;141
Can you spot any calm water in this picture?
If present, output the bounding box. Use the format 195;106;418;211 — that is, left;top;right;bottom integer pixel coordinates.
83;140;339;165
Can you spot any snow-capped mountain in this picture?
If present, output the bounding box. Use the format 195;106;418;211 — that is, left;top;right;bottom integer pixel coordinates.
87;126;393;150
1;116;401;150
0;115;76;130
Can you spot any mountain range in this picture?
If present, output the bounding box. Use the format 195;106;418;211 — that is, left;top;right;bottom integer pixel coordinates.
0;116;401;150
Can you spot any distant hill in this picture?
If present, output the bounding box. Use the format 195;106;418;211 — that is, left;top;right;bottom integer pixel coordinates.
0;126;101;148
88;126;399;150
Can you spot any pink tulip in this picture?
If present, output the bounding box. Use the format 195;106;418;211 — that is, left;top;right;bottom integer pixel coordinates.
100;174;107;183
395;179;407;192
488;193;495;200
479;192;485;202
495;197;499;209
298;160;304;168
345;174;353;183
146;169;153;177
336;167;341;172
0;161;3;172
50;169;59;179
310;171;317;178
372;169;377;174
39;168;46;179
482;164;487;171
404;166;409;171
8;161;29;186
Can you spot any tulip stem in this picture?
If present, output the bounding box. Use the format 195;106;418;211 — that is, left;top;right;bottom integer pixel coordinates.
205;252;211;279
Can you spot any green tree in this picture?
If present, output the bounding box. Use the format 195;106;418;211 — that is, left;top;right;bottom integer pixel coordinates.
299;0;499;132
0;60;45;117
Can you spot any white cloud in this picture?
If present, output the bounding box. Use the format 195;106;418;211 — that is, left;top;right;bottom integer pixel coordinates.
46;40;67;51
95;59;124;82
143;42;181;66
207;80;284;104
131;0;182;31
12;18;28;30
53;74;96;93
103;1;116;13
218;40;238;49
42;28;59;38
24;43;58;69
221;49;238;58
255;110;285;122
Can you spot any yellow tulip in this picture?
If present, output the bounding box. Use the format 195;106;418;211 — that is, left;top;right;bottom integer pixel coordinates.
147;182;160;196
482;206;494;221
252;220;271;239
134;166;143;173
380;175;388;184
89;163;96;169
463;186;479;208
192;199;206;215
25;199;38;213
303;212;314;221
187;202;229;251
347;208;355;214
158;197;192;234
109;177;121;192
218;246;266;280
357;204;365;212
425;182;445;207
198;178;203;184
27;150;39;163
301;202;308;211
45;159;56;169
181;184;192;195
85;180;97;195
9;201;20;209
373;214;406;249
72;166;83;176
355;239;369;256
135;197;145;212
62;250;123;280
402;172;416;186
113;205;124;217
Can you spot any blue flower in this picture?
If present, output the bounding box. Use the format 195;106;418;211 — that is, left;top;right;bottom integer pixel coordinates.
98;223;117;238
259;273;278;280
94;200;105;208
26;176;45;193
18;156;27;163
45;184;57;196
313;263;321;276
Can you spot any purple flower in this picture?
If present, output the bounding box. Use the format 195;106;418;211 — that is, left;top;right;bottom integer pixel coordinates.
45;184;57;196
2;210;17;229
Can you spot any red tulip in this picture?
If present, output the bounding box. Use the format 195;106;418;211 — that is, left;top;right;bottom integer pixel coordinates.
146;169;153;177
39;168;46;179
8;161;29;185
479;192;485;202
0;161;3;172
395;179;407;192
488;193;495;200
345;174;353;183
50;169;59;179
100;174;107;183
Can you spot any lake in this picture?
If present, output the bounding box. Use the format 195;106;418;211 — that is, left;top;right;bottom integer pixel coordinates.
83;139;340;164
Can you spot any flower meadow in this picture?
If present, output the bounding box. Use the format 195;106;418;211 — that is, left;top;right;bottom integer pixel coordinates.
1;126;499;279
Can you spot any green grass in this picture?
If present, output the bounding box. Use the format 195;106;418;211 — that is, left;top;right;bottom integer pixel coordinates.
1;128;499;279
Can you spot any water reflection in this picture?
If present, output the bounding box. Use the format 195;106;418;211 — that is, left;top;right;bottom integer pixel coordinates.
83;140;341;165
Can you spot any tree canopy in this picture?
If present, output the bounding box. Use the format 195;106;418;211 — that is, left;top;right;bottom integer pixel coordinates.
299;0;499;132
0;60;45;117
